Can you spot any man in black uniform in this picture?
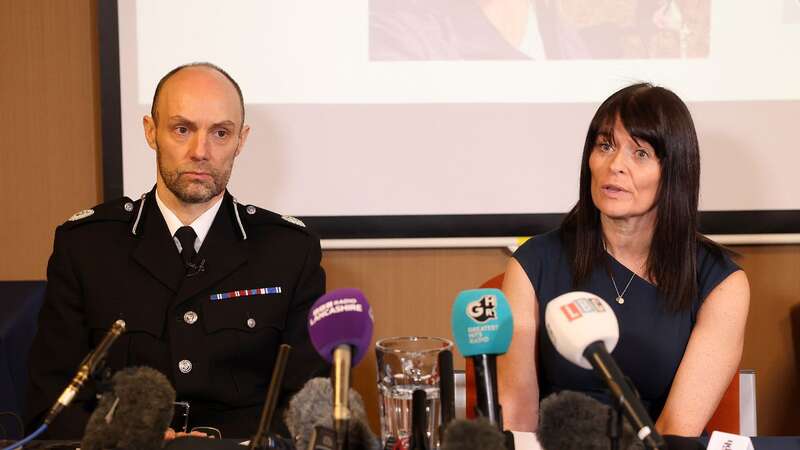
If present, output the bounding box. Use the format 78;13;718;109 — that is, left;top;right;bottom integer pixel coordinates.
25;63;329;438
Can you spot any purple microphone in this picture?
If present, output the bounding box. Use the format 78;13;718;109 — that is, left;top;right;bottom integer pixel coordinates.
307;288;374;450
308;288;373;364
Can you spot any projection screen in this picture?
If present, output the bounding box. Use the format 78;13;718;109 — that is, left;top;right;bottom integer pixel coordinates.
100;0;800;242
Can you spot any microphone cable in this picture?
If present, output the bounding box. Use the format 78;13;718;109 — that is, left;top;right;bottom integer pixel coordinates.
1;423;48;450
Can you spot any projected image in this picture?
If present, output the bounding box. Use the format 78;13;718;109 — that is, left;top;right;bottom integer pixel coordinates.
370;0;711;60
122;0;800;222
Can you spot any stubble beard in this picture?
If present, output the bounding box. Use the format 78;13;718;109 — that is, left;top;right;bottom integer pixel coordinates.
156;146;233;204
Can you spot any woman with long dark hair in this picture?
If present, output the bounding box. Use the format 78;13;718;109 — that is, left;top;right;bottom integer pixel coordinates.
497;83;750;436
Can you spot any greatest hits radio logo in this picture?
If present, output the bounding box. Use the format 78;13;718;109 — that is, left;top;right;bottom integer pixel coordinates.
560;296;606;322
466;294;497;323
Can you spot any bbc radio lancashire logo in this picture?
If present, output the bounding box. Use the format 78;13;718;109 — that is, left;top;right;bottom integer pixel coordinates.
466;294;497;323
560;296;606;322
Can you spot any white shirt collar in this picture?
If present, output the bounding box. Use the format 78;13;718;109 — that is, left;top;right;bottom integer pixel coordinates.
155;189;224;253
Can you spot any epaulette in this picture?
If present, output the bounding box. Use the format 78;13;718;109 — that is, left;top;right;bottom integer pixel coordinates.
60;197;137;230
233;201;312;235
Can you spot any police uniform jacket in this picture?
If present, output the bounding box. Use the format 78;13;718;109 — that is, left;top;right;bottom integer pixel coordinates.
25;188;329;438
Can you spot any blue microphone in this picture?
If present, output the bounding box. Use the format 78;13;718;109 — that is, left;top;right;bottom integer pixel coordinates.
451;289;513;428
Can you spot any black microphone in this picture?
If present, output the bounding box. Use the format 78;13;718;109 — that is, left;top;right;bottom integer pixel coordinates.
45;319;126;425
584;342;666;450
250;344;292;450
186;258;206;277
437;349;455;435
283;378;379;450
409;389;428;450
440;418;507;450
80;366;174;450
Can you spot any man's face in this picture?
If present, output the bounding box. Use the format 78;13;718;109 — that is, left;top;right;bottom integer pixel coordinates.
143;67;249;205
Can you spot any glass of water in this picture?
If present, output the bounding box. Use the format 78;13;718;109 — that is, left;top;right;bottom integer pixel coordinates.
375;336;453;450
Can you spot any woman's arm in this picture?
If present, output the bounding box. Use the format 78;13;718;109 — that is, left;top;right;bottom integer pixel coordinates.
497;257;541;431
655;270;750;436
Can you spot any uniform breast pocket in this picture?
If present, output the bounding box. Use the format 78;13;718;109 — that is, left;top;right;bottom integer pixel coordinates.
87;305;168;370
200;293;288;393
201;292;287;334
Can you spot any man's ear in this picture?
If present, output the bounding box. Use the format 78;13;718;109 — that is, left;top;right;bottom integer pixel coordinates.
235;124;251;157
143;115;158;150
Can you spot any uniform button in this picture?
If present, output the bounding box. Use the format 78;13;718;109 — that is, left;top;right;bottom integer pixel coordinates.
246;205;256;215
246;318;256;328
178;360;192;374
123;202;134;212
183;311;198;325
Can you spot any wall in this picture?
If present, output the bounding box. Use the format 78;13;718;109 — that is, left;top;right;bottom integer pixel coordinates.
736;245;800;434
0;0;102;279
1;0;798;437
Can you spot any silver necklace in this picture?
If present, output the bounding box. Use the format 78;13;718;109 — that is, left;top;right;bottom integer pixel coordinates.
603;240;636;305
610;270;635;304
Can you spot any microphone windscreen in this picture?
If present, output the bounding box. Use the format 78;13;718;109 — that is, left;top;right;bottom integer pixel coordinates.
538;391;639;450
308;288;374;365
81;366;175;450
451;289;513;358
284;377;379;450
544;291;618;369
441;418;507;450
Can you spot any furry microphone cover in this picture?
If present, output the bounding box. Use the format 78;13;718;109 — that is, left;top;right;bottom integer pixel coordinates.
283;377;379;450
441;418;507;450
537;390;642;450
81;366;176;450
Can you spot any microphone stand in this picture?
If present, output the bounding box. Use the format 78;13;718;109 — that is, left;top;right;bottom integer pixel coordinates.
585;343;666;450
45;319;126;424
249;344;292;450
472;354;502;428
438;349;455;442
607;396;622;450
332;345;352;450
410;389;428;450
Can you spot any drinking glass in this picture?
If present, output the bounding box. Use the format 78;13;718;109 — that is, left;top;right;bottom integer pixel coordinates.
375;336;453;449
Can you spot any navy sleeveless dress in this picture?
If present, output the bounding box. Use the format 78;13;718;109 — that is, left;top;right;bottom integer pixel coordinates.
512;228;740;420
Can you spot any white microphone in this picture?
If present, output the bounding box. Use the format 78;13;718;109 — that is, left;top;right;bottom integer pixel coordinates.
544;292;665;450
544;292;618;370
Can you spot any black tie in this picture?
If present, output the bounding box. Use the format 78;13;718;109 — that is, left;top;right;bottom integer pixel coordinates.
175;226;199;272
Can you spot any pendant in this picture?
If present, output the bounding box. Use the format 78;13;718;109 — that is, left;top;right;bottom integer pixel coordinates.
616;296;625;304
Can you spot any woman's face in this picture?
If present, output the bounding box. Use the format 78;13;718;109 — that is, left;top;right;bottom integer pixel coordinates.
589;120;661;222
